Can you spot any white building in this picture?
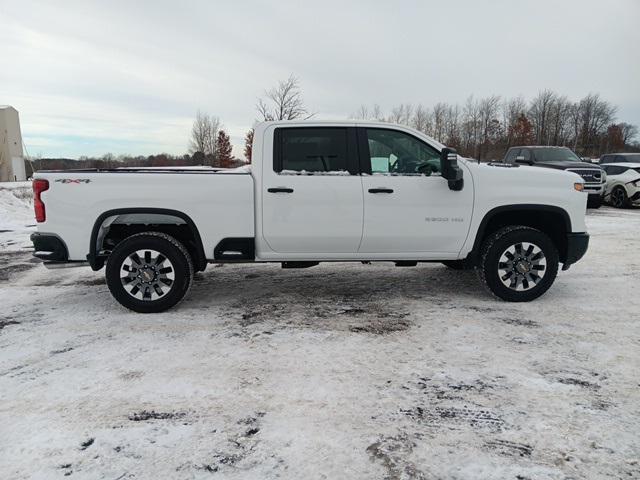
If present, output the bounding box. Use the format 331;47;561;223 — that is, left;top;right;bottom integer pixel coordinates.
0;105;26;182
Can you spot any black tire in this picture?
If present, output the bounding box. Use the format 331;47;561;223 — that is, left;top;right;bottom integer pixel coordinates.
441;260;473;270
478;226;559;302
610;186;629;208
106;232;194;313
587;195;602;209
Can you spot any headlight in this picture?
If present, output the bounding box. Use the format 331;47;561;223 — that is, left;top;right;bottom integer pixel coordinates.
574;182;585;192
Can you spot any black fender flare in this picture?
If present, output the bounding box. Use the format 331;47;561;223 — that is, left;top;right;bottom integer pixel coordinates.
469;204;573;260
87;208;206;271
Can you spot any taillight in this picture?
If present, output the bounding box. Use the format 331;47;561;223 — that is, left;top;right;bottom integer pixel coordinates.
33;179;49;222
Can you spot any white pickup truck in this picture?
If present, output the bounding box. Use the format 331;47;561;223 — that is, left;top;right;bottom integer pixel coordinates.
31;121;590;312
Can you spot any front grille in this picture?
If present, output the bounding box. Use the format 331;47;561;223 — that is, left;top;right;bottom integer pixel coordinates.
567;168;603;184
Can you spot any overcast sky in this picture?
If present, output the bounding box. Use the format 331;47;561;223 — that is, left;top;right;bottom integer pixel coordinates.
1;0;639;159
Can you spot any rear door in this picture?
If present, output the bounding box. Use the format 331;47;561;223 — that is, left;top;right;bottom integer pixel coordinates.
358;127;473;255
261;127;363;254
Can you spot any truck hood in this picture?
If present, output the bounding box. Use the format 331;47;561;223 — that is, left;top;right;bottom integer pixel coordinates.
462;158;582;183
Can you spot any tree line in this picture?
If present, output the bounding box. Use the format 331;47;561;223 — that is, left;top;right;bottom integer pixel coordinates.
352;91;639;160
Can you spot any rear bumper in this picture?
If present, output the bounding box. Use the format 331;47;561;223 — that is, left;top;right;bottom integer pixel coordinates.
563;232;589;270
30;233;69;262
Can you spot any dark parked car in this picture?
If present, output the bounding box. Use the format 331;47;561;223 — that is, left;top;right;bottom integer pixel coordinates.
599;153;640;164
503;146;605;208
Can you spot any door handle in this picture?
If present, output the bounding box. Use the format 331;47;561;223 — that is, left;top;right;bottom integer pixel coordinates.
368;188;394;194
267;187;294;193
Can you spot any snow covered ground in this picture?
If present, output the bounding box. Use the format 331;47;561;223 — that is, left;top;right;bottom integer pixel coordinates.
0;188;639;479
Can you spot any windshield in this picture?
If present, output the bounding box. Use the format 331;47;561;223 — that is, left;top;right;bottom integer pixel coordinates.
534;148;582;163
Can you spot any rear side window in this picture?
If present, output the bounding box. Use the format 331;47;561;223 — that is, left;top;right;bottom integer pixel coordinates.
274;128;349;174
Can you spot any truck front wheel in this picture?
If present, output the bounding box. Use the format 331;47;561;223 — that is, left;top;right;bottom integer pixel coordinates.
106;232;194;313
478;226;559;302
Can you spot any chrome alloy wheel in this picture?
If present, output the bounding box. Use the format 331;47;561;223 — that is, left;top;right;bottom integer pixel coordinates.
497;242;546;291
120;249;175;301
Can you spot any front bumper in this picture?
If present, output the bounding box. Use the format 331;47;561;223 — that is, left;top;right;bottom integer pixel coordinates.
584;183;604;196
563;233;589;270
30;233;69;262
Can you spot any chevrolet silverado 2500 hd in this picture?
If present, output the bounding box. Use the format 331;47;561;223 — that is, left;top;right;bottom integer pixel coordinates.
31;121;590;312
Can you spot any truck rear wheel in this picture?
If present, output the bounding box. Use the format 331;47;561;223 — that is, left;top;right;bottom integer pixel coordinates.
106;232;194;313
478;226;558;302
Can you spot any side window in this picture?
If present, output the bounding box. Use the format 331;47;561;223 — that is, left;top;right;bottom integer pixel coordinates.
605;166;625;175
615;155;627;163
600;155;612;164
505;148;520;163
521;149;532;162
365;128;441;176
275;128;349;174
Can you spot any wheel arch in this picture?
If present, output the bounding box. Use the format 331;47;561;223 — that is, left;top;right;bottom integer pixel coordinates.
469;205;572;264
88;208;206;272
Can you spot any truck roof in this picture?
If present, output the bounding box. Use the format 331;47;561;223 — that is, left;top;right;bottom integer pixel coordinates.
257;120;446;149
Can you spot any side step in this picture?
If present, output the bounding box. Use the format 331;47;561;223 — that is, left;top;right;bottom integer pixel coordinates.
282;261;319;269
395;261;417;267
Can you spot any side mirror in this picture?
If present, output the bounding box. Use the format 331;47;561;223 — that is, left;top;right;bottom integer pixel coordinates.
440;147;464;191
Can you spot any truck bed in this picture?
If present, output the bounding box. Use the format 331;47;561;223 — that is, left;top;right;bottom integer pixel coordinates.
34;169;255;262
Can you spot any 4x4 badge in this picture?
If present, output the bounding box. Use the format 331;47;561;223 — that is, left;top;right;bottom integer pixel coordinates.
54;179;91;184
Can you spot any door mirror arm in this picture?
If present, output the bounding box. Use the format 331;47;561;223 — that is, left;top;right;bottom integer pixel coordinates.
440;147;464;191
515;155;533;165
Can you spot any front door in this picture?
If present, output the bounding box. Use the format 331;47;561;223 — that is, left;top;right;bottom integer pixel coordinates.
358;127;473;255
261;127;363;254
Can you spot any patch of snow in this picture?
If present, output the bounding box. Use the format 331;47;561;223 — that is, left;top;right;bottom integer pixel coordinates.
218;164;252;173
0;182;35;252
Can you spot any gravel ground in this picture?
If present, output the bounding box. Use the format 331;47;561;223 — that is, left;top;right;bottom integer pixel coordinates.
0;205;639;479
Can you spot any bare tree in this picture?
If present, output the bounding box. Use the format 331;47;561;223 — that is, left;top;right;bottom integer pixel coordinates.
547;95;572;146
371;104;384;122
462;96;481;156
502;96;527;147
411;104;431;134
257;75;314;121
432;102;448;143
389;103;414;125
577;93;617;154
478;95;501;160
445;104;461;149
189;110;220;164
529;90;557;145
619;122;639;146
